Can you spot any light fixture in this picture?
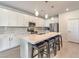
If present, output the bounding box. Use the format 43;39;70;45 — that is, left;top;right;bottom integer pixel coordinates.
2;9;9;12
51;5;54;8
34;9;39;16
45;14;48;19
51;17;54;20
45;1;48;3
66;8;69;11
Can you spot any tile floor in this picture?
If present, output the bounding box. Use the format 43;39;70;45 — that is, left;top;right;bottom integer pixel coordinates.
0;41;79;58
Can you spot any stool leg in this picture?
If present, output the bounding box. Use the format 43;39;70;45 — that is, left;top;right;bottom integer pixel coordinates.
53;39;57;56
61;36;63;47
59;35;63;47
47;42;50;58
31;47;34;58
40;49;44;58
38;49;41;58
46;43;50;58
58;37;60;50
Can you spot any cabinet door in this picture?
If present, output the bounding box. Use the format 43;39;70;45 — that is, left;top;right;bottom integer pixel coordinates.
0;36;9;51
24;15;30;27
16;13;25;26
38;18;44;27
9;36;20;48
35;17;44;27
0;38;3;51
0;8;9;26
44;20;51;27
8;10;17;26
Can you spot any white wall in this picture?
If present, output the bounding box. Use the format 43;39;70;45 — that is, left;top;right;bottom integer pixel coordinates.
59;9;79;41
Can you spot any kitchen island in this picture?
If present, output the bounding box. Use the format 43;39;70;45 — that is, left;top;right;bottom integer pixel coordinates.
18;32;61;58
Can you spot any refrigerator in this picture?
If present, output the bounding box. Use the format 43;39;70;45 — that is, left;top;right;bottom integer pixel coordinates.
49;23;59;32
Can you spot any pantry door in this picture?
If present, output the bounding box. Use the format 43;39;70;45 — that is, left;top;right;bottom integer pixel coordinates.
67;18;79;43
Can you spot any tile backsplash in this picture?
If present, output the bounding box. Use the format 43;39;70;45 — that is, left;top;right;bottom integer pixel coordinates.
0;27;28;34
0;27;50;34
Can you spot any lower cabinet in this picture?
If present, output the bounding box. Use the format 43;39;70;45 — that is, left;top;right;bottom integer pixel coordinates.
0;36;9;52
9;35;20;49
0;35;20;52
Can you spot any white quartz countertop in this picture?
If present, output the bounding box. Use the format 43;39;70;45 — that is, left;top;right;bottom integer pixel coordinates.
17;32;61;44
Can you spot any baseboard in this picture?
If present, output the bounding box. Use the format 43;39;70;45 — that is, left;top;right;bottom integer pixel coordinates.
68;41;79;44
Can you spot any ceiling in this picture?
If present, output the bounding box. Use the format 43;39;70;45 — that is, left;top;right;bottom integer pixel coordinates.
0;1;79;19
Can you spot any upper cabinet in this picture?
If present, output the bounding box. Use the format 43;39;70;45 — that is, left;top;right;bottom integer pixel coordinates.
0;8;45;27
35;17;44;27
8;10;18;26
23;15;31;27
16;12;25;26
0;8;9;26
8;10;26;26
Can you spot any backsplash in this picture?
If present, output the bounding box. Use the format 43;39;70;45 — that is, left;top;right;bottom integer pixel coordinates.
0;27;28;34
0;27;50;34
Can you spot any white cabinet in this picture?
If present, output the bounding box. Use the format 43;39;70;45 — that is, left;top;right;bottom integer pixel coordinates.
0;8;25;26
9;35;19;48
24;15;30;27
0;35;9;51
29;15;35;22
37;18;44;27
0;34;19;52
16;12;25;26
44;20;50;27
8;10;18;26
0;7;45;27
8;10;25;26
0;8;9;26
0;8;18;26
30;16;44;27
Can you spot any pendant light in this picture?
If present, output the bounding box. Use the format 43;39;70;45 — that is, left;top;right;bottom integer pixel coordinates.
34;9;39;16
45;14;48;19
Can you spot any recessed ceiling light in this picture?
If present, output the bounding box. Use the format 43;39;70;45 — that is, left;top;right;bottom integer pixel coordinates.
66;8;69;11
45;14;48;19
45;1;48;3
51;5;54;8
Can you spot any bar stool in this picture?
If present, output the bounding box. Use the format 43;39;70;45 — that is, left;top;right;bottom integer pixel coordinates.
50;37;57;56
31;41;49;58
59;35;63;47
54;35;62;51
45;37;57;57
45;35;62;57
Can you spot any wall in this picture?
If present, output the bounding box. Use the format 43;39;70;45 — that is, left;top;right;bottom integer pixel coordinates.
59;9;79;41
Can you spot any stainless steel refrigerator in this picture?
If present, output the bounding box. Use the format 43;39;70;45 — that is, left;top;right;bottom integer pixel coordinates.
49;23;59;32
